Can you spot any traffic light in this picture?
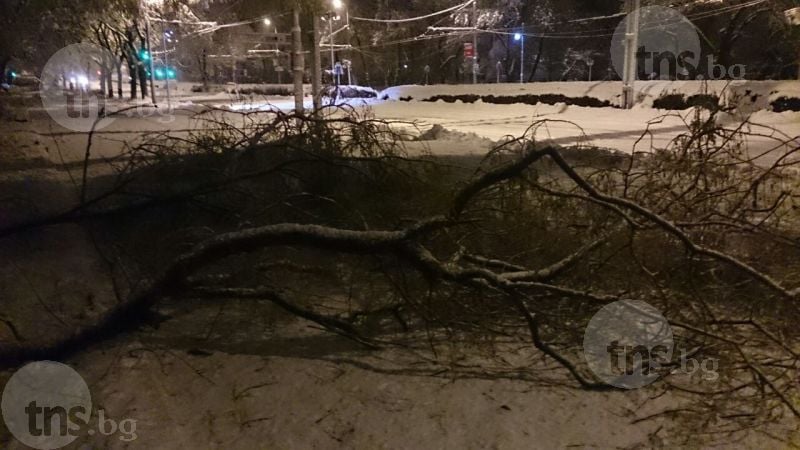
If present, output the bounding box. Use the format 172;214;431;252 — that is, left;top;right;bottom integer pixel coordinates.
139;49;150;61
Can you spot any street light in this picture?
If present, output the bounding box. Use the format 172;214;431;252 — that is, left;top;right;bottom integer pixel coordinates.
163;29;173;109
139;0;161;105
514;32;524;84
263;17;272;26
327;0;345;87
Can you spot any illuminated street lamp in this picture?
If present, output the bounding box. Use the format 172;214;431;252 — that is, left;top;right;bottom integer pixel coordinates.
263;17;272;26
514;32;524;84
326;0;346;86
163;29;173;109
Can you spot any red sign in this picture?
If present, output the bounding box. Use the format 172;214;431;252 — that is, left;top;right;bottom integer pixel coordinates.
464;43;474;58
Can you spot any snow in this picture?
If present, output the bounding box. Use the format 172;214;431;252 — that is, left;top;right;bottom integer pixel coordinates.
213;81;800;161
380;80;800;108
6;80;799;170
2;310;792;449
363;99;800;162
3;80;800;448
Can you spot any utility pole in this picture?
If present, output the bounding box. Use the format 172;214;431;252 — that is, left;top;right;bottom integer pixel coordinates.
519;32;524;84
514;28;524;84
622;0;640;109
472;0;478;84
329;15;336;85
312;15;322;111
292;5;305;117
142;1;157;106
163;29;172;110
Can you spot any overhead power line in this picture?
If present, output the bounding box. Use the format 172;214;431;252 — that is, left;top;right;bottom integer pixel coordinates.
350;0;474;24
481;0;770;41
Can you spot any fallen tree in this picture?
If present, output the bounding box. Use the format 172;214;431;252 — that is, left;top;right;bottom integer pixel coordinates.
1;104;799;445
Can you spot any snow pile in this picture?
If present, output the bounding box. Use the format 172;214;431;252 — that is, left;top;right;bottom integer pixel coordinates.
399;124;497;156
381;80;800;110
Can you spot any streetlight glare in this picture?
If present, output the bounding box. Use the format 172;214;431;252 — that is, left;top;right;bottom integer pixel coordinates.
514;33;522;41
263;18;271;26
332;0;344;10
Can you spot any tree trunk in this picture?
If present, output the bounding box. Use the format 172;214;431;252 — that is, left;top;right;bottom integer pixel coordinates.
797;50;800;80
527;38;544;83
0;57;8;84
128;63;137;100
202;48;208;92
139;65;148;99
106;67;113;98
100;68;107;97
116;59;123;98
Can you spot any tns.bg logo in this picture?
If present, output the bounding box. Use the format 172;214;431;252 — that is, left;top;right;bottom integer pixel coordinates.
605;339;671;378
583;300;674;389
2;361;137;449
611;6;746;81
40;43;116;133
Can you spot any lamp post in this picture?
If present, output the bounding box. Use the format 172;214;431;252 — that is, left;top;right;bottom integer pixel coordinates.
318;0;345;103
163;29;173;109
472;0;478;84
330;0;343;83
140;0;158;105
514;32;524;84
292;5;304;118
263;17;282;84
622;0;641;109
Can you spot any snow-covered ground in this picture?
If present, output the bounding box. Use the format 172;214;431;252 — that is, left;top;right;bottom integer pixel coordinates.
4;80;799;167
218;81;800;161
3;81;800;449
380;80;800;108
368;100;800;159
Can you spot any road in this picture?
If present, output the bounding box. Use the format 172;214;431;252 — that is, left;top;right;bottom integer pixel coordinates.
3;96;799;167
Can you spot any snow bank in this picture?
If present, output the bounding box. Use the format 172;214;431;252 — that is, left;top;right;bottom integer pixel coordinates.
381;80;800;109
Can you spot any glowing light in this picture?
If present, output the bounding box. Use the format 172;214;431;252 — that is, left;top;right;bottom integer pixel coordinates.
514;33;522;41
263;18;271;26
332;0;343;10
